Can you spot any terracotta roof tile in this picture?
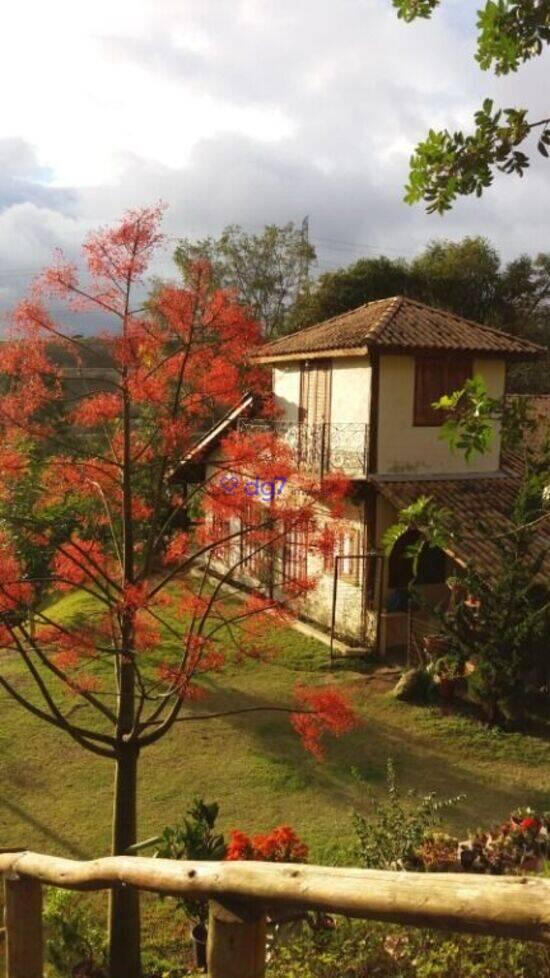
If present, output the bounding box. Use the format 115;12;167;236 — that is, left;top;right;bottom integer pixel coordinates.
372;474;550;582
258;297;545;360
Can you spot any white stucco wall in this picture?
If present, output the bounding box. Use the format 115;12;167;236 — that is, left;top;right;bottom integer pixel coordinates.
330;358;371;424
300;499;365;642
273;365;300;422
377;355;506;475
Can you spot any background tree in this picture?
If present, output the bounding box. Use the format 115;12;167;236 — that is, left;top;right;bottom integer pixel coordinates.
391;0;550;212
0;207;356;978
293;254;412;326
293;236;550;392
173;221;316;338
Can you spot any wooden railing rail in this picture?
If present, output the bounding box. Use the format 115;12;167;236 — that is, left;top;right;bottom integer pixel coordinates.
2;849;550;977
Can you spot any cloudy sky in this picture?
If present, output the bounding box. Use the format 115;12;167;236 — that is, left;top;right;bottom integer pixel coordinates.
1;0;549;325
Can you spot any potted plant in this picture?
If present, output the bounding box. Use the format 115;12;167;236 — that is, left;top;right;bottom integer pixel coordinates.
149;799;227;971
430;654;465;703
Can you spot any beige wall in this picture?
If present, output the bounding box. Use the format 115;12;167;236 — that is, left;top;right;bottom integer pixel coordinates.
330;358;371;424
377;355;506;475
272;357;372;427
273;365;300;422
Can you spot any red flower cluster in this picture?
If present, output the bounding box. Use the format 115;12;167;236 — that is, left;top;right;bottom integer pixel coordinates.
225;825;308;863
291;685;359;760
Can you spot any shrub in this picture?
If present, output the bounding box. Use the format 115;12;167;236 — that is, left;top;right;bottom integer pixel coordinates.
152;798;226;924
352;759;463;870
44;889;106;978
267;918;550;978
458;808;550;874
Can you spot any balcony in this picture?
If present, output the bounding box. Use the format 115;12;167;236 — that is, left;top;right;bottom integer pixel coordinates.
238;420;369;478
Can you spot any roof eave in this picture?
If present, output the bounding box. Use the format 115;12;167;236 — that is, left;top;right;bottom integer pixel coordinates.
253;345;368;364
254;342;544;363
368;342;546;360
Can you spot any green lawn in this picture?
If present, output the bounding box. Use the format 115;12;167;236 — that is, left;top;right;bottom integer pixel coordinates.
1;587;549;967
1;587;548;862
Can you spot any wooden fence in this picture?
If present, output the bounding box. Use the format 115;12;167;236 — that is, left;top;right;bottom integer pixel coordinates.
2;848;550;978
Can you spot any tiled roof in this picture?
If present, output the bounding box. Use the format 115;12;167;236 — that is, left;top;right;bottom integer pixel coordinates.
372;473;550;582
257;297;545;360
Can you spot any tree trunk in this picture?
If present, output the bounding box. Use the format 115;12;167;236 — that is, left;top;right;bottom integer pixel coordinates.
108;743;141;978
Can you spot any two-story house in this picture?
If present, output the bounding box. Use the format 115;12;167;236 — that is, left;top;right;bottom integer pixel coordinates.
182;296;547;655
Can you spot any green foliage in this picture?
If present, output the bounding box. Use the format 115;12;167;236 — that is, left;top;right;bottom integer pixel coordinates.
392;0;440;20
411;237;503;322
382;495;455;574
352;759;463;870
392;667;437;704
0;459;87;611
436;376;500;461
293;254;411;328
387;383;550;726
152;798;227;924
392;0;550;209
267;918;550;978
293;237;550;392
173;222;315;337
476;1;550;74
437;376;535;459
44;888;106;978
405;103;539;215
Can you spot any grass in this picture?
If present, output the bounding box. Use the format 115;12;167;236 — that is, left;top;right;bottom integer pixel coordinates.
1;587;549;857
0;587;549;964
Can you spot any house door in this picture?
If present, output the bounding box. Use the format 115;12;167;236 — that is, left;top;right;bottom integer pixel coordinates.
299;360;331;471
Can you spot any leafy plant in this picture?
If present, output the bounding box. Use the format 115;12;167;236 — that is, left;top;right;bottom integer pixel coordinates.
384;383;550;727
44;889;106;978
352;759;463;870
267;916;550;978
153;798;227;925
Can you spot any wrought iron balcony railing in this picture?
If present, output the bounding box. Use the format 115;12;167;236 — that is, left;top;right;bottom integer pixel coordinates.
238;420;369;477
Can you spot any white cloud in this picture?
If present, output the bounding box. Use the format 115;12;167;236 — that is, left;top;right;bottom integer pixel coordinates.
0;0;547;329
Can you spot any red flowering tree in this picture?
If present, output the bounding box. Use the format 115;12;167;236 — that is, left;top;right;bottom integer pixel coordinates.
0;207;357;978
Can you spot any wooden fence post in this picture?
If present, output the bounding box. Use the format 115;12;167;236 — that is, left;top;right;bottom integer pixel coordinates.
207;899;266;978
4;875;43;978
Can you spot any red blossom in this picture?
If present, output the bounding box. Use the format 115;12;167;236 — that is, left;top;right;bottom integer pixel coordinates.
53;536;108;591
226;825;308;863
291;685;359;760
163;531;189;565
520;817;541;833
0;534;33;611
72;393;122;427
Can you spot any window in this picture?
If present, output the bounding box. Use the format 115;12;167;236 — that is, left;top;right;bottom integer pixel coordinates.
414;355;472;426
241;498;266;578
282;523;309;584
299;361;332;426
340;528;362;584
211;512;231;561
388;530;446;588
323;524;362;585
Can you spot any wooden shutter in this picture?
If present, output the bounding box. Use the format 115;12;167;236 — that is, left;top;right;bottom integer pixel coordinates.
414;355;472;426
446;356;473;398
300;361;331;425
